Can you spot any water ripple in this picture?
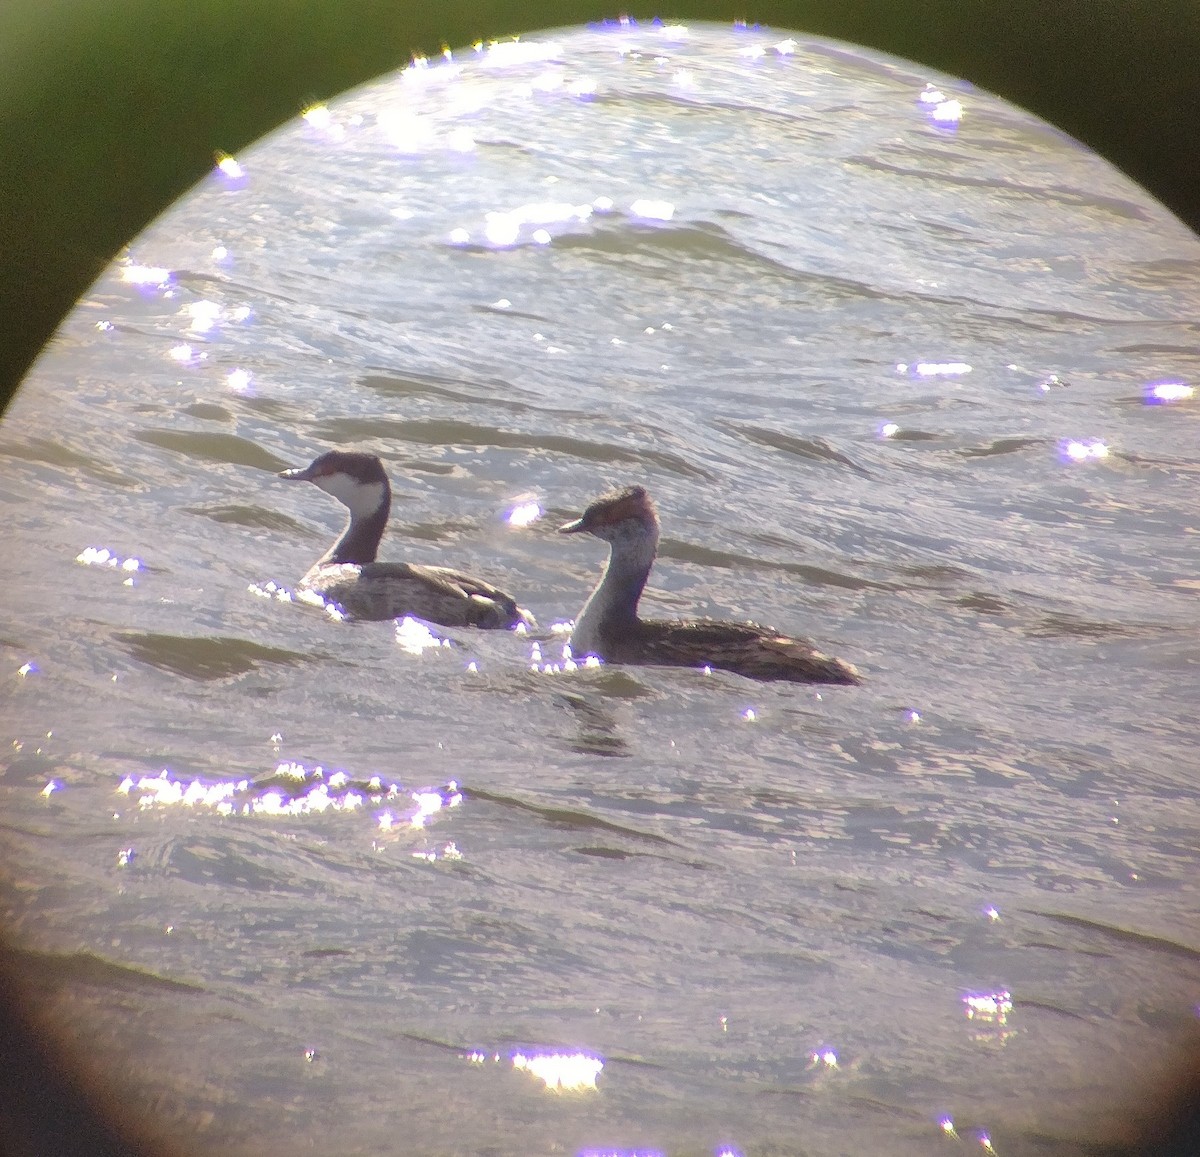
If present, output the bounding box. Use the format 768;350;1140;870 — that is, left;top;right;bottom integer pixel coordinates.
0;435;134;487
115;632;314;681
718;423;872;476
847;153;1151;221
660;537;885;591
359;371;542;410
1032;912;1200;963
134;429;291;472
186;503;311;532
310;416;712;479
463;785;680;848
959;436;1045;459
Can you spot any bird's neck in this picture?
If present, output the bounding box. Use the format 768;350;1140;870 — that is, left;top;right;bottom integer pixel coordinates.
322;485;390;566
571;526;657;656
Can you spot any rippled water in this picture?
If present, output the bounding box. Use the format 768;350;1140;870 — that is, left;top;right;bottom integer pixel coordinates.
3;21;1200;1156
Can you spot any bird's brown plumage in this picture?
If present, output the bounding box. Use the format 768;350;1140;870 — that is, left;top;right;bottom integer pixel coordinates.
560;484;861;685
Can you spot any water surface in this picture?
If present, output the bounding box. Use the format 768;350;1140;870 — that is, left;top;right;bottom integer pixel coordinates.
3;21;1200;1157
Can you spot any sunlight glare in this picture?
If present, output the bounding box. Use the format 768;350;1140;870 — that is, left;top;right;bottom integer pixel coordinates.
248;579;297;603
507;500;542;527
1059;438;1108;462
485;212;521;246
169;343;205;365
918;84;964;127
302;103;332;130
898;361;971;378
120;264;172;288
77;546;142;572
963;990;1012;1024
215;152;245;179
411;841;463;863
630;198;675;222
579;1151;664;1157
483;39;563;69
1037;373;1068;393
114;763;442;821
1145;380;1193;404
395;616;453;655
410;789;446;828
512;1051;603;1091
185;300;222;334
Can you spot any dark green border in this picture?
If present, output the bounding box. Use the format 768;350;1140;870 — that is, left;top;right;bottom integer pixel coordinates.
2;1;1199;414
2;7;1200;1151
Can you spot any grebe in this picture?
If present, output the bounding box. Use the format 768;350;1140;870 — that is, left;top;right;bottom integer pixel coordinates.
559;485;861;684
278;450;533;629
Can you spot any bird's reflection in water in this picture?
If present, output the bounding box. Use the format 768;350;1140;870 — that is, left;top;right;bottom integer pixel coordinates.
556;688;631;757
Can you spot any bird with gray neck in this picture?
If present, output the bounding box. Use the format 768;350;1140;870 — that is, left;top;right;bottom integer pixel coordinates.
559;485;860;684
278;450;533;629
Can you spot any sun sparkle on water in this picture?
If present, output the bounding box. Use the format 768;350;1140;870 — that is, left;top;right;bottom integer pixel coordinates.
507;500;542;527
215;152;245;179
395;616;453;655
115;765;461;829
511;1051;603;1092
963;990;1012;1024
120;264;172;288
629;198;675;222
897;361;972;377
301;103;332;130
1059;438;1109;462
1146;380;1193;403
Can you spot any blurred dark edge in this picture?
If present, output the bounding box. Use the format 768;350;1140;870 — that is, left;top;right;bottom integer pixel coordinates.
0;953;175;1157
2;0;1200;1153
2;0;1199;417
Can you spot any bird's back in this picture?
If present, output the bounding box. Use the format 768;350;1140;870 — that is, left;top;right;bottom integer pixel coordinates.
597;617;861;684
301;561;532;629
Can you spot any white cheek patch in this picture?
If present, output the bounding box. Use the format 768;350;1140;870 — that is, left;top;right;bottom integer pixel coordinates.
317;475;386;518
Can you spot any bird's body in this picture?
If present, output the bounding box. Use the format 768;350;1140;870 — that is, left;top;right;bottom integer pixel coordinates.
560;485;860;684
279;450;532;630
297;559;531;628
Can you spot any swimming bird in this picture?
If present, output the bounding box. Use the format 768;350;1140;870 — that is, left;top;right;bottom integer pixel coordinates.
278;450;533;629
558;485;860;683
